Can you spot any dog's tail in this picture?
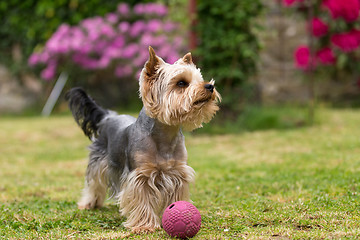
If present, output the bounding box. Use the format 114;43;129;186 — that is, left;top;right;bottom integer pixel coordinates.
65;87;108;140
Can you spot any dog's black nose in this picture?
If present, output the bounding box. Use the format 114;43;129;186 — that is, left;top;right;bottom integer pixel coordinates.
204;84;214;93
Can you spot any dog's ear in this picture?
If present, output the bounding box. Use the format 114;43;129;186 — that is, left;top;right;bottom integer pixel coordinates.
182;52;193;65
145;46;165;77
175;52;193;65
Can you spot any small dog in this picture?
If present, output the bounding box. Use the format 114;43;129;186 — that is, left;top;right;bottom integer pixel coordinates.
66;47;221;232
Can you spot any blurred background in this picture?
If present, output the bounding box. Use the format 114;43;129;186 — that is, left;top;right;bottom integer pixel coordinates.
1;0;360;132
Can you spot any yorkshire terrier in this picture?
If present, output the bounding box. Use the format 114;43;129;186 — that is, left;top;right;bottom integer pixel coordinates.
65;46;221;233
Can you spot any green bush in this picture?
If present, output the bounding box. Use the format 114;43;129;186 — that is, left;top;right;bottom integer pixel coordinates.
195;0;263;113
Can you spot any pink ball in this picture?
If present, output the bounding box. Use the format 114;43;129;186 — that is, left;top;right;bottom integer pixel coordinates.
162;201;201;239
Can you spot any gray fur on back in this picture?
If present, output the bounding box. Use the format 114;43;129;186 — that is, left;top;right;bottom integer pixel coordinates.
91;108;186;198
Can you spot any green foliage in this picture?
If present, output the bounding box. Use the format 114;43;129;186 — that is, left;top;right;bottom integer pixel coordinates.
0;0;146;71
195;0;263;112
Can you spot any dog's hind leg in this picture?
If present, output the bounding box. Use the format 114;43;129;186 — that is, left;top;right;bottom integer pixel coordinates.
78;144;108;209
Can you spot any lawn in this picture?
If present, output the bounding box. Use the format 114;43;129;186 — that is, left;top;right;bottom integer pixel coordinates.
1;108;360;239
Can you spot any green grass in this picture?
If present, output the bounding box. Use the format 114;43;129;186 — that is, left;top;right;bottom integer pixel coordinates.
1;108;360;239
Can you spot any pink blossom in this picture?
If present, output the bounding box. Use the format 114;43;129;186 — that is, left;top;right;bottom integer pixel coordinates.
129;21;146;37
282;0;304;7
98;56;111;68
41;68;55;80
164;22;177;32
87;29;100;42
141;34;155;46
103;38;124;59
54;24;70;38
79;57;99;69
73;53;104;69
174;36;184;49
28;3;185;81
153;4;167;16
350;29;360;41
122;44;138;58
94;40;108;54
46;36;70;54
81;17;103;30
146;3;168;16
134;3;168;16
68;27;84;51
105;13;119;24
70;27;84;39
112;36;125;48
117;3;130;15
72;53;86;65
331;30;360;52
41;60;57;80
78;42;92;54
118;22;130;33
158;45;172;58
81;17;105;42
134;4;145;15
310;17;328;37
103;46;122;59
134;51;148;67
115;65;132;77
147;19;162;32
323;0;360;22
151;36;167;46
40;52;50;63
166;52;180;64
294;45;312;70
100;24;116;38
316;47;336;65
28;53;41;66
69;37;83;51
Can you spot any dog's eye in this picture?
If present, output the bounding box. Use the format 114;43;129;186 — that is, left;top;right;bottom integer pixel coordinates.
177;80;188;88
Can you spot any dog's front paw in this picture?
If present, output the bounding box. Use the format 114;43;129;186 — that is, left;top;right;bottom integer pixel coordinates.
78;198;98;209
78;194;104;210
78;202;94;210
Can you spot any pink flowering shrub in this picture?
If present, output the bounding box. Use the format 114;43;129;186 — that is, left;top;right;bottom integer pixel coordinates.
316;47;336;65
283;0;360;74
28;3;184;81
323;0;360;22
309;17;328;37
283;0;304;7
294;45;337;69
331;30;360;52
294;45;311;70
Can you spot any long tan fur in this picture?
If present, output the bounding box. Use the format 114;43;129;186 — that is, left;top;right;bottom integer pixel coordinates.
117;154;194;232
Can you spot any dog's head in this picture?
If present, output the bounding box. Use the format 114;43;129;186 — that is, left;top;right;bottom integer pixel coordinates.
139;47;221;131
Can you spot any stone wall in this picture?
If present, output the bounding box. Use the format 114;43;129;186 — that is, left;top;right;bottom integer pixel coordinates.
255;1;359;104
0;64;42;113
